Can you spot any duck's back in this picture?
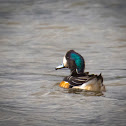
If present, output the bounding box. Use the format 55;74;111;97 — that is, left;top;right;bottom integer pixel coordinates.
59;73;105;92
63;74;97;87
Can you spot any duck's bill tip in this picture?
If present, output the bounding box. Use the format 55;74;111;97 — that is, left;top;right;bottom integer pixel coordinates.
55;64;64;70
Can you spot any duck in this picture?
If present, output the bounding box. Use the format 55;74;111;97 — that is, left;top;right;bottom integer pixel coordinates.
55;50;106;92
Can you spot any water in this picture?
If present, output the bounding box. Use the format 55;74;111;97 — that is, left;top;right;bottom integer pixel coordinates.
0;0;126;126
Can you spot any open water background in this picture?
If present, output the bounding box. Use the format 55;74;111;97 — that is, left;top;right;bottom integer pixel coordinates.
0;0;126;126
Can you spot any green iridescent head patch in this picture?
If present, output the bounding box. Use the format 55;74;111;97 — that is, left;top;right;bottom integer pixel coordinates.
70;52;84;73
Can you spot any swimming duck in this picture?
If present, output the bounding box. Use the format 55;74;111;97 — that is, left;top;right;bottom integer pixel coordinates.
55;50;106;92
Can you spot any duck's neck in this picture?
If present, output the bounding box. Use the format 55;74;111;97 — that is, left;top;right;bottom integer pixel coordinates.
70;70;85;76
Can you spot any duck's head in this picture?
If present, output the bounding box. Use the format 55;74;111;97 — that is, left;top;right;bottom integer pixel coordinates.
55;50;85;75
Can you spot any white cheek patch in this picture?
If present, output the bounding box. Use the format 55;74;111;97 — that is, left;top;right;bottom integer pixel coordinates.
63;56;68;67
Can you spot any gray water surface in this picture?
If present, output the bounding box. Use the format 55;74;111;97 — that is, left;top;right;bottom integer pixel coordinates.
0;0;126;126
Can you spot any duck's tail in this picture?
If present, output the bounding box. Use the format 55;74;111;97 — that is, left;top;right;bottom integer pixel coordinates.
97;73;106;92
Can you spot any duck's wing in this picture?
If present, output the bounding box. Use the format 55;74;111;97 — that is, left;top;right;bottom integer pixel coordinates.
63;75;96;87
